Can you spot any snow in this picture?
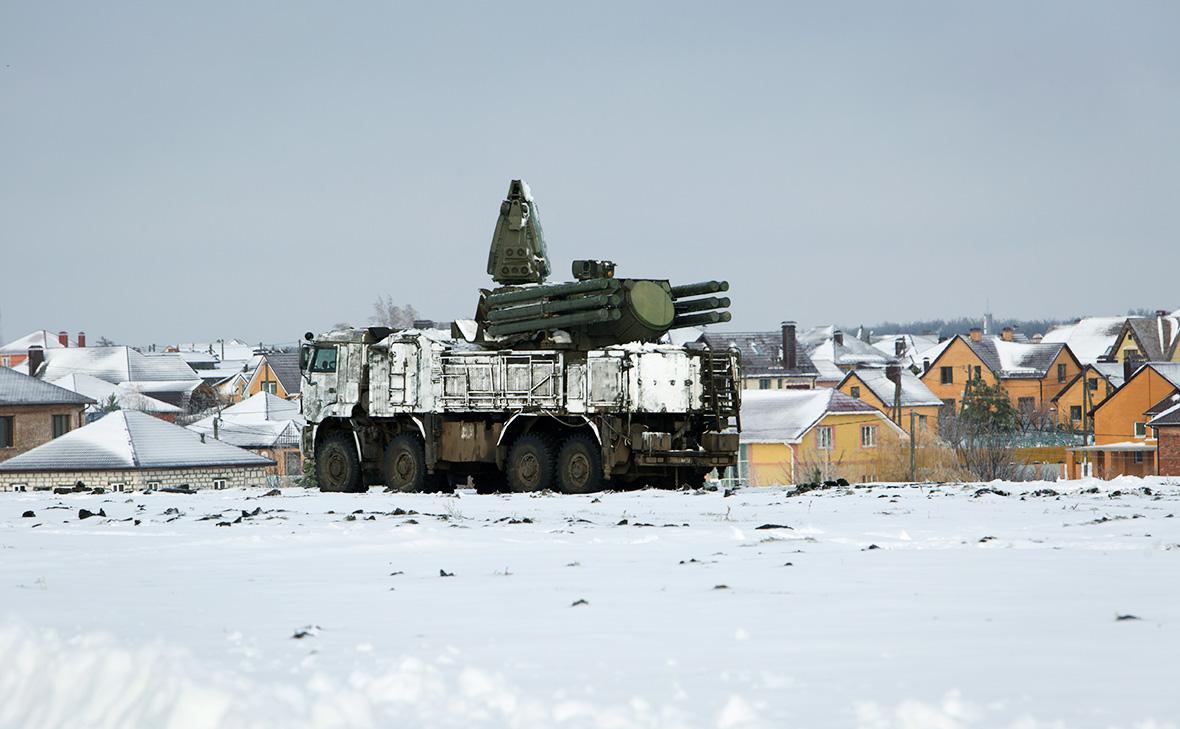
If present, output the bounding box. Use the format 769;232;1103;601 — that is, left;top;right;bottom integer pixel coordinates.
1041;317;1125;364
1;479;1178;728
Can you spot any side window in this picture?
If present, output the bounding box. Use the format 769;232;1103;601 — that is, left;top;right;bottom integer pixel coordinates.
860;425;877;448
759;379;770;390
1057;363;1067;382
1070;406;1082;422
1134;422;1146;438
940;366;953;385
850;386;861;399
816;426;833;450
311;347;338;373
52;414;71;438
0;415;13;447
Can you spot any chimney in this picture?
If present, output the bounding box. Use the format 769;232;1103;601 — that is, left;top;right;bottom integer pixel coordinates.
781;321;797;370
894;336;905;358
886;363;903;423
833;330;844;347
1157;309;1168;318
1032;333;1042;344
58;330;69;347
1124;352;1143;383
27;346;45;377
969;328;983;342
922;357;931;374
1001;327;1014;342
77;331;86;348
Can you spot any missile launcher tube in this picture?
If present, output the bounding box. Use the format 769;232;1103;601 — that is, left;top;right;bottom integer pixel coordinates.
673;296;731;314
486;292;623;323
486;308;623;337
669;281;729;298
670;311;732;329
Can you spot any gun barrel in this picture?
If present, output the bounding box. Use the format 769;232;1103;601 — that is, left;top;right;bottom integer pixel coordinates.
673;296;731;314
669;311;732;329
670;281;729;299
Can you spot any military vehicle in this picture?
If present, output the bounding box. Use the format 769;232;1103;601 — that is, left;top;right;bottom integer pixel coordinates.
300;180;740;494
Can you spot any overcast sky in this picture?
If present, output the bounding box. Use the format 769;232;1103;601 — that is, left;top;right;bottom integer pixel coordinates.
2;1;1178;346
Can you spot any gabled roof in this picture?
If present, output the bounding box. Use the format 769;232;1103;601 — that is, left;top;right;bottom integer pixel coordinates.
262;352;302;395
807;333;890;368
39;347;200;384
740;388;902;444
697;332;819;379
0;330;71;354
871;334;940;370
1051;362;1126;403
840;368;943;408
1041;317;1126;364
0;367;94;406
963;337;1071;378
49;373;181;414
221;391;301;420
186;393;304;448
0;410;274;472
1116;316;1180;362
1092;362;1180;417
1148;399;1180;427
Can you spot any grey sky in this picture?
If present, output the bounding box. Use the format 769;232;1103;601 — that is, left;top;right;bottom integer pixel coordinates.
2;1;1178;346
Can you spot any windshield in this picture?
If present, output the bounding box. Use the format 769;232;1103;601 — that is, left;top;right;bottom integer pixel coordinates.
310;346;338;373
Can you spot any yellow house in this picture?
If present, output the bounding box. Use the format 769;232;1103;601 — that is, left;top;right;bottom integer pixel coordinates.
1107;314;1180;364
243;352;302;401
738;389;907;486
1050;362;1125;432
836;368;942;436
919;330;1081;415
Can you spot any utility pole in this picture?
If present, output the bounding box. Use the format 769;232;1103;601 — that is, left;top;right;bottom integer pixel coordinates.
909;410;917;482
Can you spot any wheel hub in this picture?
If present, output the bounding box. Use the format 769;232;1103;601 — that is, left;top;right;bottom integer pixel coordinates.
519;454;539;485
568;453;589;484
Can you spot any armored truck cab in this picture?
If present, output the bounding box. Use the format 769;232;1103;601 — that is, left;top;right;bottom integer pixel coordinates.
301;328;740;493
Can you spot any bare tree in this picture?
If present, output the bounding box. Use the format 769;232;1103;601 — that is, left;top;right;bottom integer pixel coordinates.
371;295;419;329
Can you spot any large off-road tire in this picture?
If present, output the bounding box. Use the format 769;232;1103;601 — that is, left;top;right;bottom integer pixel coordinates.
316;431;363;493
556;433;605;494
506;433;556;492
383;433;450;493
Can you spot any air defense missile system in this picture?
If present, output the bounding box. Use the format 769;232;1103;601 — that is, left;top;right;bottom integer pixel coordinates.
300;180;741;494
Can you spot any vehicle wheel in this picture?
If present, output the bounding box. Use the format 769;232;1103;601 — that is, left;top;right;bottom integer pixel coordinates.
506;433;555;492
316;431;363;493
556;433;605;494
384;433;438;493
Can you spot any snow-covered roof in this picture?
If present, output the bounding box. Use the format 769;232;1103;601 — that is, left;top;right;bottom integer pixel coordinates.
948;336;1070;378
871;334;939;369
1148;399;1180;427
914;337;954;368
1122;316;1180;362
842;368;943;408
171;339;259;361
49;373;181;414
0;410;273;472
1041;317;1126;364
697;331;818;378
221;392;301;420
39;347;200;384
1091;361;1126;388
0;330;72;354
186;393;303;448
739;388;892;444
1145;362;1180;390
0;367;93;407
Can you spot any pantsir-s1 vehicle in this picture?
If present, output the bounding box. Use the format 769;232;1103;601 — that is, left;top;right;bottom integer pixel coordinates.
301;181;741;493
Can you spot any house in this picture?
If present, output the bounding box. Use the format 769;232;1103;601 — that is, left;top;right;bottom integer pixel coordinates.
836;366;943;436
1147;399;1180;476
0;410;273;492
918;328;1081;415
186;392;305;477
698;322;819;390
0;330;85;369
1066;362;1180;479
242;352;302;400
1041;316;1127;365
1050;362;1125;432
0;367;93;463
1106;312;1180;366
802;327;891;387
48;373;182;422
35;346;216;414
738;388;907;486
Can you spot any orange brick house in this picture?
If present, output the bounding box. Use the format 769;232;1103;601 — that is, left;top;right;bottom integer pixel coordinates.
836;367;942;436
242;352;302;401
1050;362;1125;432
918;328;1081;416
1148;400;1180;477
1067;362;1180;479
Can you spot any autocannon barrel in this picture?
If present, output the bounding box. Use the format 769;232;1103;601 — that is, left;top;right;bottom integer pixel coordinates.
486;308;623;337
672;296;731;314
487;293;623;323
486;278;620;307
669;311;732;329
669;281;729;299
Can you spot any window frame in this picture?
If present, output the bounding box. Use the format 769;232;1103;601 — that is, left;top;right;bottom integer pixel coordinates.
213;478;228;490
850;386;861;399
860;424;877;448
0;415;13;448
1070;405;1083;422
1057;363;1067;383
939;366;953;385
51;414;71;439
310;346;338;374
1134;421;1146;438
816;426;833;450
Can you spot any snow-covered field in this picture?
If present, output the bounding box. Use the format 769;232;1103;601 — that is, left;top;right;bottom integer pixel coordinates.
2;478;1178;729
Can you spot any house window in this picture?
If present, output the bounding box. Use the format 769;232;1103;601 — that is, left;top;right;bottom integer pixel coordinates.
850;386;861;399
261;381;278;395
759;379;770;390
973;366;982;380
1057;364;1067;382
52;414;71;438
816;426;833;450
918;414;928;431
147;481;161;490
110;483;126;492
6;483;28;492
1070;406;1082;422
860;425;877;448
1087;378;1098;391
1134;451;1144;464
0;416;12;448
213;478;227;490
1134;422;1146;438
777;378;784;388
940;366;953;385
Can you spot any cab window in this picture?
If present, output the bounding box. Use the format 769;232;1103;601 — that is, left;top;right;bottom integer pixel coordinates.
311;346;338;373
